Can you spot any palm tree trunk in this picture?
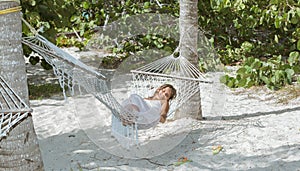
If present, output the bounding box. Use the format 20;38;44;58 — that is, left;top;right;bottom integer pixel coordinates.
0;1;44;170
175;0;202;120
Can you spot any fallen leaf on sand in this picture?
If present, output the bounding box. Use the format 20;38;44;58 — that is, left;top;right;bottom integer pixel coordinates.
212;145;223;155
174;157;192;166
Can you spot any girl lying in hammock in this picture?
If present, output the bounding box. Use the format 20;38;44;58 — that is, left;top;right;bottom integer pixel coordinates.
121;84;177;129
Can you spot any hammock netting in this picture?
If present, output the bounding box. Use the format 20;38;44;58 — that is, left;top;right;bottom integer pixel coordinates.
0;76;31;139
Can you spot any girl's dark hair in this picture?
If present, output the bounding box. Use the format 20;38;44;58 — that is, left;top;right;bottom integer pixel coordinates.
155;84;177;100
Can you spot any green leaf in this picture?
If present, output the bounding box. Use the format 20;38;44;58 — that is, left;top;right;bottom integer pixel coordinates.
274;35;279;43
246;80;255;88
271;76;276;84
237;67;247;74
260;65;270;71
144;2;150;9
251;60;262;69
28;0;36;6
82;2;90;9
70;15;78;22
288;51;300;64
241;41;253;52
245;57;255;65
297;40;300;51
296;7;300;17
270;0;279;4
43;22;50;30
285;68;295;83
274;16;281;28
261;76;270;85
27;12;40;21
290;10;299;24
220;75;229;84
125;0;131;6
233;19;241;28
237;78;247;87
281;64;291;70
227;79;235;88
292;65;300;74
274;70;281;81
268;85;276;90
244;65;253;73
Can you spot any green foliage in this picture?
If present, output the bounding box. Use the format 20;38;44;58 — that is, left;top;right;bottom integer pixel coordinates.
221;51;300;90
28;83;63;100
22;0;179;67
40;59;53;70
22;0;179;46
100;34;177;68
101;55;126;69
204;0;300;58
205;0;300;89
219;41;254;65
21;0;300;90
121;34;177;54
29;56;40;65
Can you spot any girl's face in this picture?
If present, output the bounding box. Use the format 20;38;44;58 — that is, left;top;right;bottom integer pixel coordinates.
158;87;173;100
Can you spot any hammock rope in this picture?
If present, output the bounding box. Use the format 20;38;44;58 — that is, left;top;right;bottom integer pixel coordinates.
0;76;32;139
0;5;21;15
21;19;212;149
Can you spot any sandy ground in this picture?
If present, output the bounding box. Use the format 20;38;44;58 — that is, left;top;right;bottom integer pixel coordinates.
26;48;300;171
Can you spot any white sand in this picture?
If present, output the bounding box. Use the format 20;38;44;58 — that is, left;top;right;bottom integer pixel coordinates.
30;83;300;170
27;48;300;170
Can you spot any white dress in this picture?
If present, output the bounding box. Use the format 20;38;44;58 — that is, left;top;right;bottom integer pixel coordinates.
121;94;162;129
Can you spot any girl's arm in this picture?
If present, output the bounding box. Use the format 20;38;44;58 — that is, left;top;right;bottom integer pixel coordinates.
160;100;169;123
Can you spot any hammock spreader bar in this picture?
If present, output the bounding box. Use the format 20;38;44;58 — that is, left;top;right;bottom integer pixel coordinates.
131;70;212;83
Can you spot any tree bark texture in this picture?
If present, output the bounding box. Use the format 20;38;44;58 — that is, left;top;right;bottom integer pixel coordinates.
0;1;44;170
0;1;28;102
175;0;202;120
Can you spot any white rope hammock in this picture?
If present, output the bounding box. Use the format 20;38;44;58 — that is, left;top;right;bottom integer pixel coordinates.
21;20;212;149
130;52;211;116
0;76;32;139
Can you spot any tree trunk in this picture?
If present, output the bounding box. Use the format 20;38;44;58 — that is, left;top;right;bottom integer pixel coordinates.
0;1;44;170
175;0;202;120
